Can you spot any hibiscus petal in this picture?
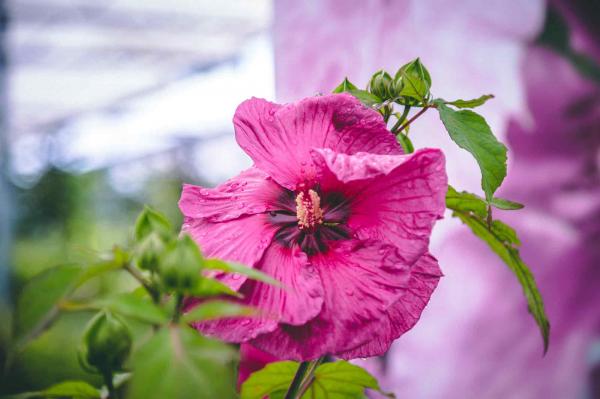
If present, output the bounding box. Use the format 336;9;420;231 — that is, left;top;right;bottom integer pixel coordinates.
182;214;277;290
233;94;402;190
179;167;283;222
193;243;324;342
312;147;447;265
250;240;425;360
336;253;442;359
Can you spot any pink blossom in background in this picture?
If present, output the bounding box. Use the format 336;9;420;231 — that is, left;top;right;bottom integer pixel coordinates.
180;94;447;360
275;0;599;398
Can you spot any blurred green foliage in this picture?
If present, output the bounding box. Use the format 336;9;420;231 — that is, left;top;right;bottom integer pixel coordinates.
1;166;191;394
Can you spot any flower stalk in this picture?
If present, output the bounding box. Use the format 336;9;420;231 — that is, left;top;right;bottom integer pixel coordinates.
284;357;326;399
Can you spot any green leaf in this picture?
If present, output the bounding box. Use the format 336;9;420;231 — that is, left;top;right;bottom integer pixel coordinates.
183;300;256;323
189;278;241;298
452;210;550;353
240;361;298;399
347;90;382;107
446;186;524;215
42;381;101;399
1;382;101;399
241;361;386;399
490;220;521;246
332;77;358;93
14;265;83;347
395;58;432;102
202;258;281;287
95;293;169;325
396;133;414;154
445;94;494;108
307;361;381;398
435;101;507;200
134;206;172;242
445;185;488;218
128;326;237;399
77;259;124;286
490;197;525;210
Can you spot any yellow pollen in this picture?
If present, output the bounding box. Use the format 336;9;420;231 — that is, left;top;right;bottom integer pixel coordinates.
295;189;324;230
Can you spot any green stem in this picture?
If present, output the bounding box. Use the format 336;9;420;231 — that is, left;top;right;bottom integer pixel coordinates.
297;357;325;397
395;105;432;134
284;362;310;399
285;357;325;399
103;370;118;399
172;293;184;323
391;105;411;133
123;263;160;304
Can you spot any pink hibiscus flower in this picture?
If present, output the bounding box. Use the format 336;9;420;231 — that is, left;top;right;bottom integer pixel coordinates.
179;93;447;360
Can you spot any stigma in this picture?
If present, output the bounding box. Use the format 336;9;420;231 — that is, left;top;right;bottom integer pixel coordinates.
295;189;324;230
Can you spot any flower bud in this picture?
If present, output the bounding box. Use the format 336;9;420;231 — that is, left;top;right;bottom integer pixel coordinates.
158;235;202;293
368;70;393;99
80;311;132;375
134;206;172;242
135;232;165;272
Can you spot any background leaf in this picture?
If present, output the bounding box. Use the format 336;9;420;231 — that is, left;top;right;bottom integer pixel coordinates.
93;293;169;325
202;259;281;287
14;265;83;347
183;301;256;323
189;278;241;298
127;326;237;399
43;381;101;399
436;102;507;200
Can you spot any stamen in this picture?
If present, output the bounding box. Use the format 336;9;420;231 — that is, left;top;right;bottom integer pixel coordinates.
295;189;324;230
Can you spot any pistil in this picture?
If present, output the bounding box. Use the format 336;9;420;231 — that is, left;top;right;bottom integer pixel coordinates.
295;189;324;230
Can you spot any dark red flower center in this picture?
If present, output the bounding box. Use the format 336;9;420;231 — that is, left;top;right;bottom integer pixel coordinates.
268;186;351;255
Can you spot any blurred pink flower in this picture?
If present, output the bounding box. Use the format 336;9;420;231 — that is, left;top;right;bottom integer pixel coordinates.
237;343;278;388
179;93;447;360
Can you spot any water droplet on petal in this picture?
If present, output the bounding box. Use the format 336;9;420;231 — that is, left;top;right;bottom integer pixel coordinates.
241;319;251;326
231;274;241;280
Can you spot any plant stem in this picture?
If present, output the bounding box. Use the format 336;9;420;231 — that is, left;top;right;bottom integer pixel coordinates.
103;370;117;399
284;361;310;399
123;263;160;303
395;105;432;134
172;293;184;323
284;357;325;399
297;357;325;397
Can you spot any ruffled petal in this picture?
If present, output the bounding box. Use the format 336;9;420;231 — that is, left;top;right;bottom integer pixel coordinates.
250;239;423;360
312;148;447;265
179;167;283;222
182;214;277;290
234;94;402;190
193;243;324;342
336;253;442;359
